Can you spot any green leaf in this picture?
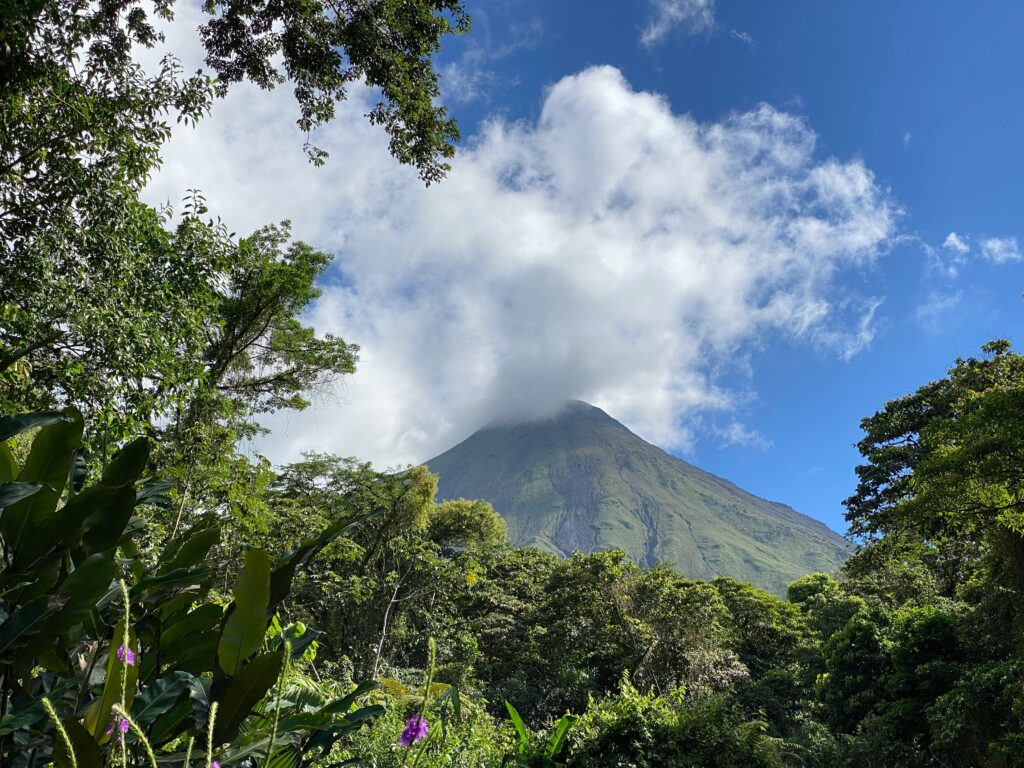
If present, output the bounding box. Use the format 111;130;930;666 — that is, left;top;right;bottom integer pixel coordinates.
303;705;385;758
50;554;117;633
161;603;222;648
37;645;75;676
148;696;194;747
544;714;576;758
100;437;149;487
337;704;384;727
84;619;139;739
132;671;194;728
69;447;88;494
158;527;220;575
214;649;286;743
505;701;529;747
54;718;103;768
218;548;271;675
188;675;214;734
0;594;70;659
213;733;278;765
78;485;136;556
267;746;301;768
437;683;462;722
318;680;379;716
132;565;210;597
0;443;16;483
160;631;219;677
136;477;176;507
21;484;131;565
0;482;45;508
0;411;73;443
2;408;83;556
0;706;45;736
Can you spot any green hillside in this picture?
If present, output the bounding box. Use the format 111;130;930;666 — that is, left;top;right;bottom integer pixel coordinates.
426;400;850;595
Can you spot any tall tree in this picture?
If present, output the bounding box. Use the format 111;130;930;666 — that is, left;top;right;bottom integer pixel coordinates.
1;0;469;443
845;340;1024;610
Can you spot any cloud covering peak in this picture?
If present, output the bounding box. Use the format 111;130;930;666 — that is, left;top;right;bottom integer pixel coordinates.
146;49;896;467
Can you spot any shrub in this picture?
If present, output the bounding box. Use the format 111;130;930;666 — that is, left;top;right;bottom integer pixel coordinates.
0;408;382;766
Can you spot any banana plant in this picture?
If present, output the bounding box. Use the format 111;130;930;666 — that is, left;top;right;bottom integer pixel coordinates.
500;701;575;767
0;408;382;767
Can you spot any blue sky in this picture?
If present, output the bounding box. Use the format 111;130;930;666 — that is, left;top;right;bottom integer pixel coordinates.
426;0;1024;532
150;2;1024;536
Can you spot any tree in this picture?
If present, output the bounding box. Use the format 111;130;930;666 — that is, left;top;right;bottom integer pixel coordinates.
2;0;469;453
818;610;891;733
787;572;865;639
428;499;508;553
2;0;467;178
629;568;745;697
156;224;359;531
845;341;1024;614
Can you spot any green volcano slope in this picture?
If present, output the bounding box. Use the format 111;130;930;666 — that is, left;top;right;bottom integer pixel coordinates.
425;401;850;595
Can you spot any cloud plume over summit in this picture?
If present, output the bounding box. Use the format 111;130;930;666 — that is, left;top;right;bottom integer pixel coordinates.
145;30;896;467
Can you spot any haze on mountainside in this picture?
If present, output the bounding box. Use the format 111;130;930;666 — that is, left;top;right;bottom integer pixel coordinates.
425;400;850;596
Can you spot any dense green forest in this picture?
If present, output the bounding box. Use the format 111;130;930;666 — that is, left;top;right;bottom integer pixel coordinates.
2;3;1023;767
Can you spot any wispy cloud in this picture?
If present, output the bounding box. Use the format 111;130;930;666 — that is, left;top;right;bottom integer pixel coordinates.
811;298;885;362
441;18;543;103
943;231;970;254
916;290;963;331
980;236;1022;263
641;0;716;47
715;421;771;450
730;29;755;47
903;130;912;147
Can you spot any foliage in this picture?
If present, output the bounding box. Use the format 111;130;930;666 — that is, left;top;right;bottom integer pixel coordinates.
845;340;1024;601
0;407;382;767
558;682;788;768
335;700;512;768
501;701;575;768
1;0;467;498
2;0;467;178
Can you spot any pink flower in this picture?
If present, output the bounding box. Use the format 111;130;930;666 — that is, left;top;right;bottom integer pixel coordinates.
116;645;136;666
398;715;428;746
211;762;221;768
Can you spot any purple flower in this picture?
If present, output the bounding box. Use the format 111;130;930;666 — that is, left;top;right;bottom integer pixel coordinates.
105;715;130;740
398;715;428;747
116;645;136;666
211;762;221;768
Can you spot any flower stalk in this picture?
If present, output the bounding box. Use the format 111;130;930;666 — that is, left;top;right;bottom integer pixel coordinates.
41;698;76;768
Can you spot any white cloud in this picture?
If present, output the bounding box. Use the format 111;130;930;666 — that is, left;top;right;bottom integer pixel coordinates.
943;231;970;254
641;0;716;47
903;130;911;147
917;231;969;279
916;290;963;331
715;421;771;450
440;18;543;103
980;236;1022;263
810;298;885;362
143;18;896;468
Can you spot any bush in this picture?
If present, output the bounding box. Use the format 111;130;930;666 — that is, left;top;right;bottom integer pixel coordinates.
0;408;382;766
558;682;787;768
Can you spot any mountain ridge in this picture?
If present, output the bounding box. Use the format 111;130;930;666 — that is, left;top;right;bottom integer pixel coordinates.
425;400;850;595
